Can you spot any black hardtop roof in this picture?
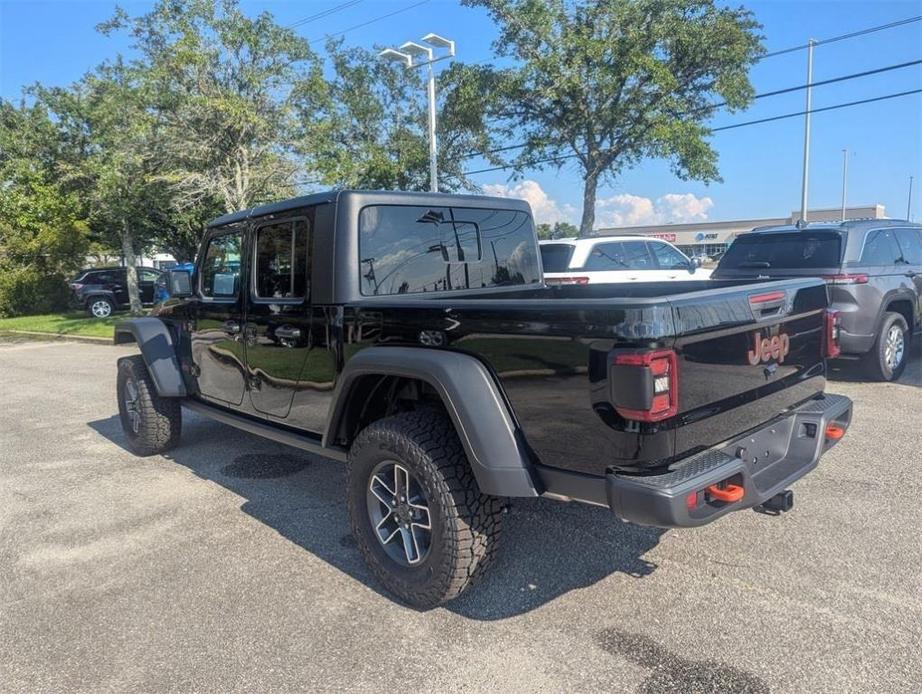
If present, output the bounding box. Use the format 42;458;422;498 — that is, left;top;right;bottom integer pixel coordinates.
748;218;920;235
207;189;532;228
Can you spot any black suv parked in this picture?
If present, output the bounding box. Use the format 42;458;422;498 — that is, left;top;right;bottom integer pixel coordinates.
70;266;163;318
713;219;922;380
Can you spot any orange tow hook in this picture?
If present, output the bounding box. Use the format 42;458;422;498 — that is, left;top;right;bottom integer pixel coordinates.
825;423;846;440
706;482;745;503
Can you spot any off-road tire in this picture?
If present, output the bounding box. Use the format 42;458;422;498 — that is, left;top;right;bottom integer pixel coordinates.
863;312;909;381
117;355;182;455
347;410;504;609
87;296;115;319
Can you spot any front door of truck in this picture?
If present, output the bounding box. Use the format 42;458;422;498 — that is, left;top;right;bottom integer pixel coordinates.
244;213;313;419
190;225;248;406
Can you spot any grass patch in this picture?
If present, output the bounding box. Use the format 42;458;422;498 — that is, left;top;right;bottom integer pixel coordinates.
0;312;118;338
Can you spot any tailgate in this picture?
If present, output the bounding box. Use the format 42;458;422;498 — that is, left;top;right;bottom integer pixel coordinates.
669;278;828;460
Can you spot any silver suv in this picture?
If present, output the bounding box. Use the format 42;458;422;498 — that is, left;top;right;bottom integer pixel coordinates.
713;219;921;381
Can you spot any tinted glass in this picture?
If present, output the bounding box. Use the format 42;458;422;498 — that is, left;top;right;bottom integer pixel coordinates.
718;232;842;270
650;242;689;269
540;243;575;272
87;271;114;285
895;228;922;265
254;219;309;299
200;233;242;298
358;205;540;295
583;241;654;271
861;229;902;265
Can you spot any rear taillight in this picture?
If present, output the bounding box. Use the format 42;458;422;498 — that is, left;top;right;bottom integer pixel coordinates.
825;309;841;359
70;283;84;290
822;273;868;285
610;349;678;422
546;276;590;286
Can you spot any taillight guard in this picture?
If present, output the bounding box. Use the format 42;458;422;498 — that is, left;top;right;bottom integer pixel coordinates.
611;349;679;422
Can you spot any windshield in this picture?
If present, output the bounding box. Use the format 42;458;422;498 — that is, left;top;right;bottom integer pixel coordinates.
539;243;575;272
718;231;842;270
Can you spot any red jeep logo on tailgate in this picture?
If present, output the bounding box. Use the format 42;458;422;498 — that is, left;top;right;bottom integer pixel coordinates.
747;331;790;365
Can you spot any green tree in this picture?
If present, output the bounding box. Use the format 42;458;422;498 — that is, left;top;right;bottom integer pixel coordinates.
0;101;90;316
99;0;322;214
461;0;764;235
297;40;496;191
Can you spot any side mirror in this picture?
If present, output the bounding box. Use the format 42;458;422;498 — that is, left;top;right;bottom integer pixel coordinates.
169;269;193;297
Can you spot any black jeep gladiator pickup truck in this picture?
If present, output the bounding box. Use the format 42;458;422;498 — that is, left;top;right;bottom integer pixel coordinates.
114;190;853;607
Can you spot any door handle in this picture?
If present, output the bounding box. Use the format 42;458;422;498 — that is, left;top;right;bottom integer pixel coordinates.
906;271;917;278
274;326;302;341
222;320;241;335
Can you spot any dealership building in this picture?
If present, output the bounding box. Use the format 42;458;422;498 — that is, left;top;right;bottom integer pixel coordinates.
593;204;888;258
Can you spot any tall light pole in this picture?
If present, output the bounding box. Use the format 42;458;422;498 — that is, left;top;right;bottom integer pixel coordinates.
908;176;915;221
840;148;849;220
799;38;816;223
380;33;455;193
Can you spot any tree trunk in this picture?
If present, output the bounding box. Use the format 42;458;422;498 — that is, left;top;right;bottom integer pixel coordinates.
121;224;143;316
579;169;599;237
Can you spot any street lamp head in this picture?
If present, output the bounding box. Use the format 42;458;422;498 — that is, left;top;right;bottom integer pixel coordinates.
422;32;455;56
378;48;413;67
399;41;434;61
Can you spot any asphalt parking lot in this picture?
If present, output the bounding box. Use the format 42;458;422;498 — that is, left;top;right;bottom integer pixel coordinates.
1;338;920;693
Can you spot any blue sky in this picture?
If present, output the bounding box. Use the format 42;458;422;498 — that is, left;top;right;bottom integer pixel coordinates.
2;0;920;225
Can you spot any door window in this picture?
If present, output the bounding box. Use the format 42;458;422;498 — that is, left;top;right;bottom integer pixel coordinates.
583;241;654;271
861;229;902;265
253;219;309;299
139;269;161;283
200;232;243;298
895;228;922;265
649;242;689;269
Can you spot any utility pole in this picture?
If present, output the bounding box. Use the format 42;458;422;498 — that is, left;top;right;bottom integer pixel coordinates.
840;149;848;220
379;34;455;193
908;176;914;221
799;39;816;223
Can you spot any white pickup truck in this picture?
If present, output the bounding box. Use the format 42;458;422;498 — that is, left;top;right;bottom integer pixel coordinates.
540;235;712;285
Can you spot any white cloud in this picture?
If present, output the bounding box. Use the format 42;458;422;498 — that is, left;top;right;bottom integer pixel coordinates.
596;192;714;228
482;180;577;226
483;179;714;229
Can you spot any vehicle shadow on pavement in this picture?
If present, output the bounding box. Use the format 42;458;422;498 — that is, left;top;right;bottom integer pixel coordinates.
88;414;665;619
827;346;921;385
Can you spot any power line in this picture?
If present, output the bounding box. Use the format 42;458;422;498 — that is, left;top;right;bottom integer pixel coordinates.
307;0;431;43
462;88;922;176
287;1;364;29
759;15;922;59
461;58;922;160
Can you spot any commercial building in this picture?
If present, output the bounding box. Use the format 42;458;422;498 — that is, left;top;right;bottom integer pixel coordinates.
593;204;887;258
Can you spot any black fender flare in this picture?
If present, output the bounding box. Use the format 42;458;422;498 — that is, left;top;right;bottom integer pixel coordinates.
113;318;187;397
324;347;540;498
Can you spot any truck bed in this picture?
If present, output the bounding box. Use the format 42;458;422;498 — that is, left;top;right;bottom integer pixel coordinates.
346;277;829;476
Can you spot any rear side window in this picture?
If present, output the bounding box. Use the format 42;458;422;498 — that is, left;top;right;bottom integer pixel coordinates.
719;232;842;270
253;219;309;299
200;232;242;298
583;241;654;271
540;243;575;272
861;229;902;265
895;228;922;265
358;205;540;295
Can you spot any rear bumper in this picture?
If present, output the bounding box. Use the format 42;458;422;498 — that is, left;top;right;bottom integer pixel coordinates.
838;329;875;355
537;393;853;528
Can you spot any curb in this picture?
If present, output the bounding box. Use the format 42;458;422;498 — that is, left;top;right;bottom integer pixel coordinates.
0;329;113;345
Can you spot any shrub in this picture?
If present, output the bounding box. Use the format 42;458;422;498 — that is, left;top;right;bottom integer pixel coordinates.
0;266;71;317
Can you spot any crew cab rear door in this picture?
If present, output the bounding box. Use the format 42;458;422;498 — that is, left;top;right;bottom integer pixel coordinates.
244;212;313;419
668;278;829;460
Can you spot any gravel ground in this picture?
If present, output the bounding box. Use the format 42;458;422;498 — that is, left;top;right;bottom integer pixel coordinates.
1;338;920;693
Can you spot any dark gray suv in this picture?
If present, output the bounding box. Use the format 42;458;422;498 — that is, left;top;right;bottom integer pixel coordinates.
713;219;921;381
